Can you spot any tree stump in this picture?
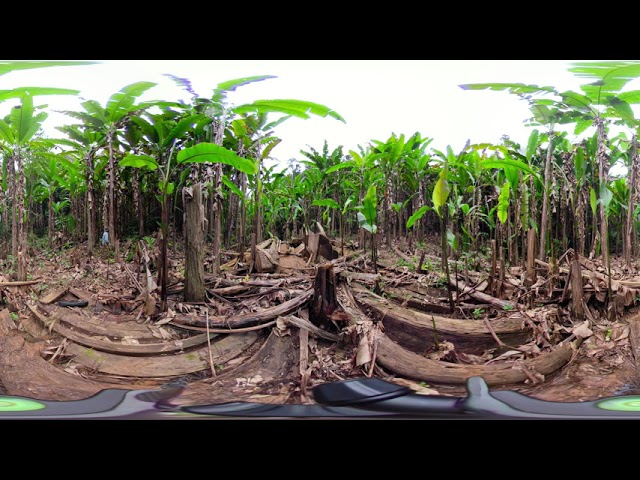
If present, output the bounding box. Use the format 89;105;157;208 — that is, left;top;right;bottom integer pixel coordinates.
311;264;338;330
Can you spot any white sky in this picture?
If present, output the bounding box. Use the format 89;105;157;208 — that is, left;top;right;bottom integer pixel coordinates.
1;60;635;171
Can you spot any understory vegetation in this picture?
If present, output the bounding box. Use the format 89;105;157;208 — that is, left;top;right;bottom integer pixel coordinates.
2;60;640;309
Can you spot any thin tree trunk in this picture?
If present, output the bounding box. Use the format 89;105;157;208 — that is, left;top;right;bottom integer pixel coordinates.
183;183;206;302
16;153;27;281
538;131;554;260
107;131;116;250
212;164;222;275
48;192;54;249
596;118;610;270
86;152;95;256
384;178;391;247
625;135;638;267
239;172;246;254
255;161;262;245
9;160;17;261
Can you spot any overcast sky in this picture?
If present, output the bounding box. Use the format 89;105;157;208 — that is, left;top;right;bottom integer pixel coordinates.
1;60;630;170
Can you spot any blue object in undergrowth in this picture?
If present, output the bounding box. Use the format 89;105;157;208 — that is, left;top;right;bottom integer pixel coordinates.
101;230;109;245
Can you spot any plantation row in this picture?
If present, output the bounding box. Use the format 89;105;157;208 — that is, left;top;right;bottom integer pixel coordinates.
2;61;640;300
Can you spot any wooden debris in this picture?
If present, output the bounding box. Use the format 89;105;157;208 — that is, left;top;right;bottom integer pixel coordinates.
40;288;69;305
27;304;216;355
65;332;259;378
376;335;575;386
171;288;314;329
353;287;530;354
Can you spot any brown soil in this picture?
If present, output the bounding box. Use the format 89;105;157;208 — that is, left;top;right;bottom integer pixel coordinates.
0;239;637;410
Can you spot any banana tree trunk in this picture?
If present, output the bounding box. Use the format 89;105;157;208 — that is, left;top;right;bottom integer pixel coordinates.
384;180;391;247
239;172;247;254
86;152;95;255
107;131;116;250
9;160;17;260
596;118;610;270
48;191;54;248
625;134;639;267
212;162;222;275
183;182;206;302
16;152;27;281
538;131;554;260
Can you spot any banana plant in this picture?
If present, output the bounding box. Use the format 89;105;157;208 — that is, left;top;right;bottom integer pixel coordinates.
168;74;345;276
0;61;90;275
0;60;95;78
401;134;435;241
370;133;411;246
431;146;454;310
356;184;379;272
58;81;159;251
120;104;257;308
54;124;107;254
31;154;62;247
0;93;76;279
461;61;640;272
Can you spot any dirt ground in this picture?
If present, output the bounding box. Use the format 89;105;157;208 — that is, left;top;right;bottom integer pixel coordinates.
0;238;638;410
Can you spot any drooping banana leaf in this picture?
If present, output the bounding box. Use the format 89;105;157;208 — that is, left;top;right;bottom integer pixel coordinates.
177;143;258;175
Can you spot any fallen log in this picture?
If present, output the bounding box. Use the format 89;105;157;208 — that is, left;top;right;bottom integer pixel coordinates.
65;331;260;378
28;304;216;356
376;335;576;386
171;288;314;329
450;277;522;311
0;309;145;400
353;288;530;354
173;331;300;406
626;311;640;371
38;303;174;341
383;284;471;315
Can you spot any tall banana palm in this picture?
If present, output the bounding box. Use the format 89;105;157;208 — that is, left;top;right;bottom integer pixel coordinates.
0;94;60;279
370;133;409;246
0;61;91;266
173;74;345;276
168;75;279;270
55;125;107;255
58;81;158;253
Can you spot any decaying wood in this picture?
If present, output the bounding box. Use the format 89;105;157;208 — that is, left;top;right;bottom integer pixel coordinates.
536;256;640;290
383;285;467;315
0;279;41;286
311;264;338;328
570;259;585;321
171;288;314;329
68;288;94;304
281;315;341;341
627;311;640;371
211;275;311;287
173;331;299;406
183;183;206;302
449;277;520;310
40;287;68;304
255;240;280;273
353;288;530;354
299;327;311;402
65;331;260;377
170;320;277;334
305;231;338;265
0;309;145;400
392;245;415;265
376;335;575;386
28;304;215;355
38;304;173;341
338;271;382;284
